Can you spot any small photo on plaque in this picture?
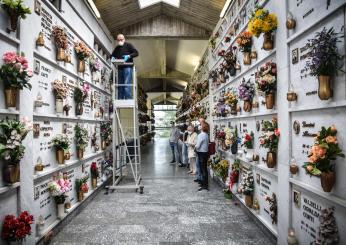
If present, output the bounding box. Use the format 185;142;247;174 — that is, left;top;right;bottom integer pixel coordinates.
33;123;40;138
293;189;301;207
35;0;41;15
34;60;41;74
34;186;40;200
292;48;299;64
256;173;261;185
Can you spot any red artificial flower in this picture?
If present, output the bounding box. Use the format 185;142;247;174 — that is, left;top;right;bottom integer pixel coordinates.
225;36;231;43
245;134;251;141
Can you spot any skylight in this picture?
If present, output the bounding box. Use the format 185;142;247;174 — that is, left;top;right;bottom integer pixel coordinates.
138;0;180;9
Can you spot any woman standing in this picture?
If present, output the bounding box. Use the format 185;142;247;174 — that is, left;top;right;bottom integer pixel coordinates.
186;125;197;175
195;123;209;191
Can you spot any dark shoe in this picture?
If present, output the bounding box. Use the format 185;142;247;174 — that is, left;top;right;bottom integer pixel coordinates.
178;164;186;167
193;179;199;182
198;187;208;191
186;164;190;169
170;160;175;163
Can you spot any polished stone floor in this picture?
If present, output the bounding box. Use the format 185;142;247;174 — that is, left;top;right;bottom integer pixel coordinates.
52;138;274;245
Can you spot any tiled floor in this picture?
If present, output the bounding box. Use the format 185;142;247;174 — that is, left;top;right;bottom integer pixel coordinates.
52;138;275;245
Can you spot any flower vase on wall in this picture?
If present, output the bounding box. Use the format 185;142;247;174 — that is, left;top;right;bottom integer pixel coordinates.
57;204;65;219
318;76;332;100
245;149;253;161
4;87;18;109
3;163;20;184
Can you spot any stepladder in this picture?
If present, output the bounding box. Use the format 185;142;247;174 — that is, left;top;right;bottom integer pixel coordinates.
106;60;144;194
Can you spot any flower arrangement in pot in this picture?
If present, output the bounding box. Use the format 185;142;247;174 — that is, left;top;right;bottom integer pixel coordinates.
100;121;112;149
89;55;102;82
51;79;68;114
74;124;89;159
255;61;277;109
224;127;237;152
213;159;229;182
229;159;240;192
241;170;254;207
90;162;99;189
236;31;253;65
1;211;34;242
224;88;238;115
52;134;70;165
259;117;280;168
0;117;31;184
209;32;219;51
48;175;71;219
74;41;91;73
242;131;254;161
248;7;278;50
75;175;89;202
238;78;255;112
303;125;344;192
73;83;90;116
0;52;33;108
1;0;31;32
51;26;69;61
223;46;238;76
305;27;344;100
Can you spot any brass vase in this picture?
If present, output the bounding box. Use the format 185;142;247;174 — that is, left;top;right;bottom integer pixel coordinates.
245;195;253;208
289;164;299;175
286;19;296;30
75;103;84;116
262;33;274;51
4;87;18;108
78;191;84;202
265;93;275;109
230;105;237;115
3;164;20;184
318;76;332;100
243;52;251;65
56;149;65;164
77;148;84;159
101;140;107;150
9;12;19;32
65;54;71;63
56;48;66;61
243;100;252;112
77;60;86;73
36;32;45;47
55;98;64;113
320;171;335;192
266;152;277;168
287;91;297;101
92;178;97;189
64;152;71;160
250;51;257;59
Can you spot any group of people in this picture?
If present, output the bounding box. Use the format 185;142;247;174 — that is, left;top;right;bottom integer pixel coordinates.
169;118;210;191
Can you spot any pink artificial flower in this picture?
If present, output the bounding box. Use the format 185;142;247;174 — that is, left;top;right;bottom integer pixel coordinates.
274;128;280;137
14;63;22;70
3;52;17;64
259;138;265;145
27;70;33;77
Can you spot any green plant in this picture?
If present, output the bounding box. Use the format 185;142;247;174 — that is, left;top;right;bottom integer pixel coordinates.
242;131;254;149
75;175;89;192
74;84;89;103
259;117;280;152
1;0;31;18
0;117;31;163
52;134;70;151
241;170;254;195
100;121;112;141
74;124;89;149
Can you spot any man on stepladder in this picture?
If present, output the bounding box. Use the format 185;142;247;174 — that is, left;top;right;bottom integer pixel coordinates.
111;34;139;100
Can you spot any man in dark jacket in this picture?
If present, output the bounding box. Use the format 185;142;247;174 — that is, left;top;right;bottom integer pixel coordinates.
111;34;139;99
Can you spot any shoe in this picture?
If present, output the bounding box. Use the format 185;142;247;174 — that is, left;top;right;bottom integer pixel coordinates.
186;164;190;169
198;187;208;191
170;160;175;163
193;179;199;182
178;164;186;167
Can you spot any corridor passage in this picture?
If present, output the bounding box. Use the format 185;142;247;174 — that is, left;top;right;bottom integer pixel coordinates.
52;138;275;244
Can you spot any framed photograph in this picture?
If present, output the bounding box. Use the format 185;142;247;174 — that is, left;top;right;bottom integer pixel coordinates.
34;185;40;200
34;0;41;15
34;60;41;75
33;123;40;138
256;173;261;185
293;189;301;207
292;48;299;64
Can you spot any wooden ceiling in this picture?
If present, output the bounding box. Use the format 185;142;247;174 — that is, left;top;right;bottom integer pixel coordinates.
94;0;226;35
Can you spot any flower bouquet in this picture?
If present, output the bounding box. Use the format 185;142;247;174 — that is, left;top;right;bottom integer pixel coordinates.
0;52;33;108
52;134;70;164
305;27;344;100
248;7;278;50
0;117;31;184
303;126;344;192
1;0;31;32
100;121;112;149
89;56;102;82
241;170;254;207
209;32;218;51
74;41;91;72
238;78;255;112
90;162;99;189
75;175;89;202
236;31;253;64
229;159;240;192
51;79;68;113
74;83;90;115
52;26;69;61
255;61;277;109
74;124;89;159
242;131;254;160
224;89;238;115
214;159;229;182
48;176;71;218
1;211;34;242
259;117;279;168
223;46;238;76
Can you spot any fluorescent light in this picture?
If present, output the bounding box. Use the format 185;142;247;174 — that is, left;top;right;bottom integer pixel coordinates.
138;0;180;9
220;0;232;18
87;0;101;19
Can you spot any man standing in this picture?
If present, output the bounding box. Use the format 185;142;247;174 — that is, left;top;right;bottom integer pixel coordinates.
111;34;139;100
169;121;180;164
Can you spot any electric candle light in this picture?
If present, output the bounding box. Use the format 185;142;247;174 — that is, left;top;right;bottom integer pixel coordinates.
287;228;298;245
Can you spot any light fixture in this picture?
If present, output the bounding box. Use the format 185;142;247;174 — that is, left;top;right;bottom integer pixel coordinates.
87;0;101;19
220;0;232;18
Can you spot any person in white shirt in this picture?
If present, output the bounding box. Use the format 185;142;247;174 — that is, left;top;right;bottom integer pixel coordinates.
169;121;180;163
186;125;197;175
195;122;209;191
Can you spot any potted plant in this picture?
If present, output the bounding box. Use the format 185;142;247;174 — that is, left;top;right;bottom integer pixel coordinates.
75;175;89;202
74;41;91;73
73;83;90;116
248;7;278;50
90;162;99;189
48;175;71;219
303;126;344;192
224;88;238;115
241;170;254;207
259;118;280;168
236;31;253;65
74;124;89;159
255;61;277;109
100;121;112;149
1;211;34;242
52;134;70;164
238;78;255;112
223;46;238;76
0;117;31;184
51;26;69;61
51;79;68;114
242;131;254;161
0;52;33;108
1;0;31;32
89;56;102;82
305;27;344;100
